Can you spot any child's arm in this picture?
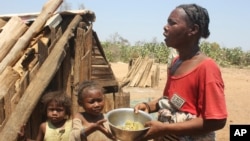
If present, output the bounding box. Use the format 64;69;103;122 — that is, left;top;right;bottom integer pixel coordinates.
18;124;26;140
18;124;36;141
92;119;116;140
70;113;87;141
35;122;46;141
71;113;116;140
79;118;116;140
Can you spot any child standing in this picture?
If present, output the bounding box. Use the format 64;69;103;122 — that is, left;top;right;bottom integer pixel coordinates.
70;80;115;141
19;91;72;141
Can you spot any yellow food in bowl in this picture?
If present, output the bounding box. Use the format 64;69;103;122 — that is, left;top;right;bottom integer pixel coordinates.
118;120;144;130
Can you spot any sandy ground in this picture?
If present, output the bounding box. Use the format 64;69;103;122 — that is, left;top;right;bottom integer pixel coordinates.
110;62;250;141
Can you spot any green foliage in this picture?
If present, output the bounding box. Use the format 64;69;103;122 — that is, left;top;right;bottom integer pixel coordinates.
102;40;170;63
200;41;227;66
102;33;250;67
200;41;250;67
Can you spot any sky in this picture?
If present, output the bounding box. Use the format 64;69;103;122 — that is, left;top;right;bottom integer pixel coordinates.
0;0;249;51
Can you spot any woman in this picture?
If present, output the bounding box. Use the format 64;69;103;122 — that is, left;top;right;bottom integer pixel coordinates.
134;4;227;141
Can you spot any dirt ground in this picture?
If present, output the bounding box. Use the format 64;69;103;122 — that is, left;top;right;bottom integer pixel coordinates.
110;62;250;141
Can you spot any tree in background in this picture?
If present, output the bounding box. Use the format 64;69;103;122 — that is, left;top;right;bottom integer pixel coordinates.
102;33;250;68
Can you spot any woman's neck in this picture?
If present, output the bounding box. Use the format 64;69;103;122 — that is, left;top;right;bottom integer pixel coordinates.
178;46;200;61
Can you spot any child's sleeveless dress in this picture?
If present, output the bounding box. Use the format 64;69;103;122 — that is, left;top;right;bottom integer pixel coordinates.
44;119;72;141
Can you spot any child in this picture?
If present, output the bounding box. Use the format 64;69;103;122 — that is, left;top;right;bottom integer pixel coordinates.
19;91;72;141
70;80;115;141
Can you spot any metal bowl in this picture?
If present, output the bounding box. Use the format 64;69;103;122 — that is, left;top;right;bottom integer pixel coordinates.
106;108;153;141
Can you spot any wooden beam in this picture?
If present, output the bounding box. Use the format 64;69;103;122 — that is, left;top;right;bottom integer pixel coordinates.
129;58;149;87
0;67;20;131
97;80;118;88
91;75;115;80
91;70;113;75
80;24;92;81
138;59;153;87
0;18;6;29
0;16;28;62
91;56;108;65
0;0;63;74
0;98;4;128
72;27;85;115
0;14;82;141
92;31;108;62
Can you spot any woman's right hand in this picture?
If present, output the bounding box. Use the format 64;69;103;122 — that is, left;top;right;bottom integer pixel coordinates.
134;103;149;114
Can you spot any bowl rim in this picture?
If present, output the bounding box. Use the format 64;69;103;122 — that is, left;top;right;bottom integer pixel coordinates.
106;107;153;131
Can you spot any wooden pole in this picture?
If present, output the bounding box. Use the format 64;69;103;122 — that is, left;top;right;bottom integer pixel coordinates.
0;16;28;62
0;15;82;141
0;67;20;130
0;18;6;28
0;0;63;74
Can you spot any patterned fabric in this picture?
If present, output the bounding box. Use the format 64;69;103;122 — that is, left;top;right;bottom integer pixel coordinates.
44;119;72;141
154;97;215;141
